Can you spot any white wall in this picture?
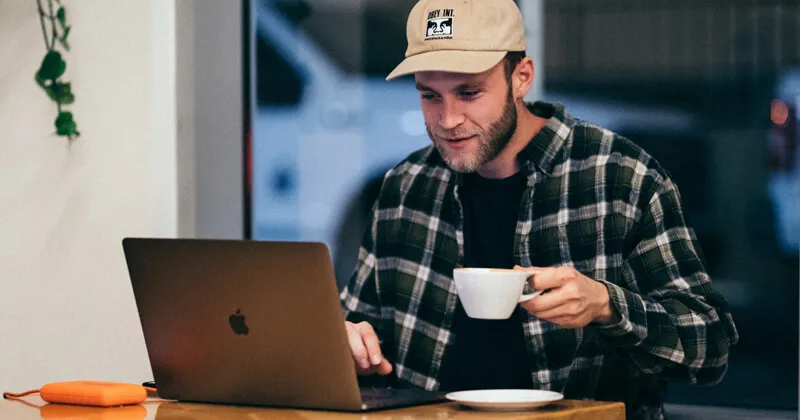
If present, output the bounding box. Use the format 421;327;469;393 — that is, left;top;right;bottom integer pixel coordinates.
0;0;177;390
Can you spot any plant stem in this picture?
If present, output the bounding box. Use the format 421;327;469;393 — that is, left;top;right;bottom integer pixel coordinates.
35;0;50;50
47;0;57;50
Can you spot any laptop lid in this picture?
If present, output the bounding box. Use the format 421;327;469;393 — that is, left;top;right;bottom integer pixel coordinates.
122;238;366;411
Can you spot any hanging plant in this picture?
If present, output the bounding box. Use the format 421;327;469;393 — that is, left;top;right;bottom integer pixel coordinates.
34;0;79;140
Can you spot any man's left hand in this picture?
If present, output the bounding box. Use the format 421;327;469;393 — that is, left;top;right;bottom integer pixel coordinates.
514;266;620;328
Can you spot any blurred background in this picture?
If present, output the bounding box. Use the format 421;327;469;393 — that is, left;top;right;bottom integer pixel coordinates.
246;0;799;416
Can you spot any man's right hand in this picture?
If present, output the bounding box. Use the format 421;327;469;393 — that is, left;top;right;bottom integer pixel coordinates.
344;321;393;376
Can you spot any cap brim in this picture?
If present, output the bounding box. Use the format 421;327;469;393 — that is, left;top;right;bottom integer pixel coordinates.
385;50;507;81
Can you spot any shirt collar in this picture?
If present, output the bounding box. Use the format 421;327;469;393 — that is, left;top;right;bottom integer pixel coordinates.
517;101;573;177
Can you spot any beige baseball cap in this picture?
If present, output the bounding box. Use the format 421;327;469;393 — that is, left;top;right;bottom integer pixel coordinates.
386;0;527;81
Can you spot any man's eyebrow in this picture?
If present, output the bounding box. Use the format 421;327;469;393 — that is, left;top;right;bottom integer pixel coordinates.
455;81;485;90
415;81;486;93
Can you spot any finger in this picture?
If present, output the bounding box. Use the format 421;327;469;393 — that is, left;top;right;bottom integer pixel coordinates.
513;265;543;273
518;297;536;314
356;322;384;366
519;291;556;313
514;265;550;294
376;359;393;375
525;288;571;313
519;297;565;317
530;267;572;290
362;359;393;376
532;305;573;320
345;324;371;370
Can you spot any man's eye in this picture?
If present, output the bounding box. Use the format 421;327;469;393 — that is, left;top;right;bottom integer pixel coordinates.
421;93;439;101
460;91;480;99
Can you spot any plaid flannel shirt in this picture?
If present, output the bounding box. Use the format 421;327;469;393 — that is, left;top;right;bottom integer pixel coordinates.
341;102;739;419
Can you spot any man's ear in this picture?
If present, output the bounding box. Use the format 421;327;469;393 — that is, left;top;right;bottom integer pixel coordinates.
513;57;535;101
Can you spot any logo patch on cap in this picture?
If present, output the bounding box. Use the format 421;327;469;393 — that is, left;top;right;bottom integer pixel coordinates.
425;9;454;40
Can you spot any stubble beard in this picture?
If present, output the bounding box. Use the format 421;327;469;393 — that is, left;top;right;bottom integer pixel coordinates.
428;88;518;173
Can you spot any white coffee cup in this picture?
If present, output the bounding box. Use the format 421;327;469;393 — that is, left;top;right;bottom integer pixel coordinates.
453;268;542;320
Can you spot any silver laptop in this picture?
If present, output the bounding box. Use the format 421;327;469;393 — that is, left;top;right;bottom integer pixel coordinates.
122;237;444;411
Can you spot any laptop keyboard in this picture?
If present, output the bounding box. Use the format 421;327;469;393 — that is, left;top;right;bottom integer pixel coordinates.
359;387;445;409
360;388;398;399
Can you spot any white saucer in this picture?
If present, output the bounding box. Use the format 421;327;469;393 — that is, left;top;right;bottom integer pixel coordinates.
445;389;564;411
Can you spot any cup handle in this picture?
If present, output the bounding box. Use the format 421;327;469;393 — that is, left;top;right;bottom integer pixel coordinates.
519;289;543;302
519;268;540;302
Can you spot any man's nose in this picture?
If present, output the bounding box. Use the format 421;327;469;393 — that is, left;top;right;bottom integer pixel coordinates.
433;24;443;33
439;97;465;130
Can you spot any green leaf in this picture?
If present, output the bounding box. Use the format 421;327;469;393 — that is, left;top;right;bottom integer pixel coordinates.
43;85;58;101
56;7;66;29
58;121;76;136
55;111;73;125
37;50;66;81
45;82;74;104
55;111;78;137
60;91;74;105
58;27;71;51
34;71;48;88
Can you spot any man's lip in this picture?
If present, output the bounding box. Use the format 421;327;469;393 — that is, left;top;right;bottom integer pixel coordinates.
442;136;474;142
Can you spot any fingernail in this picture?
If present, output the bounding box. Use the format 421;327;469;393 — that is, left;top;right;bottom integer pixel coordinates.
371;355;381;365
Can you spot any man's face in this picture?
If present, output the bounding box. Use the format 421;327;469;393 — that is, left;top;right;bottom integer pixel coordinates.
415;62;517;173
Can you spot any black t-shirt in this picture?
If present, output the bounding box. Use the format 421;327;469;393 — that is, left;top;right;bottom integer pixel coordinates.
437;170;533;391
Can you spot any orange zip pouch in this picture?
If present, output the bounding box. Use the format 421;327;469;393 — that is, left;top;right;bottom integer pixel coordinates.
4;381;153;407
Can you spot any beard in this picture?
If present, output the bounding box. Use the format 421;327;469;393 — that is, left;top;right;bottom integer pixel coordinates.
427;88;518;173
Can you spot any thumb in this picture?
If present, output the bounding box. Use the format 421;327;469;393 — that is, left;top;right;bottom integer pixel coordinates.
513;265;542;273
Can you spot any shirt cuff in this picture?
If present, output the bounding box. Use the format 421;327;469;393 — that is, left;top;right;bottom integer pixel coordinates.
593;279;648;346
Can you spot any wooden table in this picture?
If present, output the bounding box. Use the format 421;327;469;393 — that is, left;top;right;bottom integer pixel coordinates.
1;395;625;419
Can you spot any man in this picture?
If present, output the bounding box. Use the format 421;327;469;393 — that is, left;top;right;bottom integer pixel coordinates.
340;0;739;418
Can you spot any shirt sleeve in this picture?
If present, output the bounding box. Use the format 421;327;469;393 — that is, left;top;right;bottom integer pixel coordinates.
340;199;384;336
595;179;740;385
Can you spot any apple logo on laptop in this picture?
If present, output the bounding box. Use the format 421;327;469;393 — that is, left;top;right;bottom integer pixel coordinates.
229;308;249;335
